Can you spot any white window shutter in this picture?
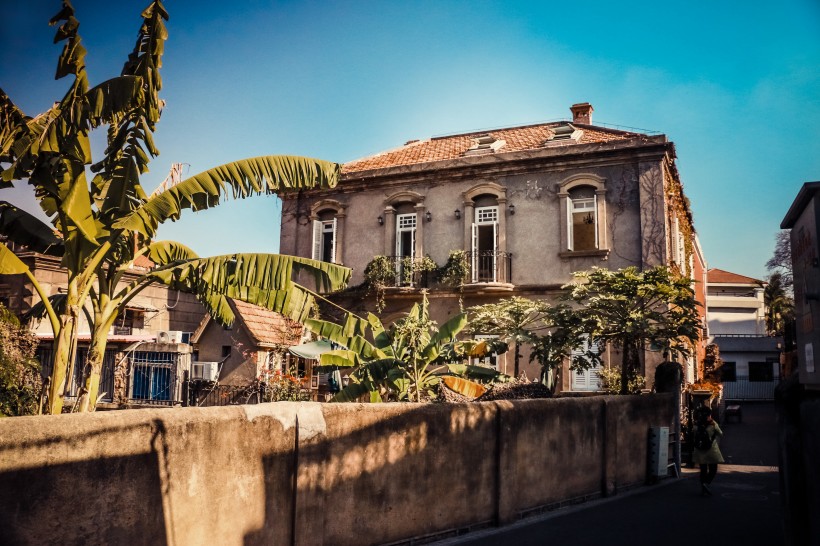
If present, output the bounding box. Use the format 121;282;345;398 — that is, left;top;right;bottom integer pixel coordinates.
312;220;322;261
330;218;337;263
492;221;499;282
593;193;599;249
567;198;574;250
471;223;479;283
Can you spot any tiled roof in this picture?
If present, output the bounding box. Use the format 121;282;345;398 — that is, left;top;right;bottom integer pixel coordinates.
230;299;303;346
707;268;764;285
133;255;155;270
342;122;641;174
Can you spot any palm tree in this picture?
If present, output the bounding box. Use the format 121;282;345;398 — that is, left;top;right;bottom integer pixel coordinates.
0;1;350;413
764;272;793;337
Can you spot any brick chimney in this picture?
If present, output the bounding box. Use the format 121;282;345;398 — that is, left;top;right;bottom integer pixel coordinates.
570;102;593;125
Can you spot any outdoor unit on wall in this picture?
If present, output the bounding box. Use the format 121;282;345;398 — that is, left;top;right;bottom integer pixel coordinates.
191;362;220;382
156;330;183;344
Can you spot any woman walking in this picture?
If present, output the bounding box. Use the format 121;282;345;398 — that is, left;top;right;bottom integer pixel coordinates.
692;404;724;496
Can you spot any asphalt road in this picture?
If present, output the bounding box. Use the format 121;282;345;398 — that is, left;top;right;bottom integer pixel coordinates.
434;402;782;546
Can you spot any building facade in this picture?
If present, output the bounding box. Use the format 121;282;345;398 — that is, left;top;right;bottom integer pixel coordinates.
706;268;781;400
280;103;705;391
0;249;205;407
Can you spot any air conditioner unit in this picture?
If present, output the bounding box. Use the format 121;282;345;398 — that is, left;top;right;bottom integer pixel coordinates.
191;362;219;382
156;330;183;344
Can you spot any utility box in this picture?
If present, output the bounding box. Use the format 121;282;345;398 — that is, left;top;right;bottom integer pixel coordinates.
648;426;670;479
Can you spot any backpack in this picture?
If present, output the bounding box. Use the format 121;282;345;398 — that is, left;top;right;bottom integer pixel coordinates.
694;425;713;451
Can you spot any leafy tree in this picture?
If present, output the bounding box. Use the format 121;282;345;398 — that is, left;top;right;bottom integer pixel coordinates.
766;230;793;292
466;296;550;378
0;1;349;413
764;271;793;337
306;295;467;402
527;303;599;392
566;266;700;395
0;304;42;417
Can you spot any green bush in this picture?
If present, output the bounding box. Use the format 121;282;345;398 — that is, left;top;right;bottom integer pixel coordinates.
0;305;42;416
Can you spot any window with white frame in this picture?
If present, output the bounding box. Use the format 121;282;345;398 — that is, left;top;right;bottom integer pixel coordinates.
570;336;601;391
567;187;598;251
312;218;337;263
472;206;499;282
672;217;686;266
396;213;416;260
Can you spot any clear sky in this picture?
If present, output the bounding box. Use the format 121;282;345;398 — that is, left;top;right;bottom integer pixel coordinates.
2;0;819;280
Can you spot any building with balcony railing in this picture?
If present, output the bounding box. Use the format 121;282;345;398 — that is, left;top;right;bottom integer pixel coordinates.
706;268;781;400
280;102;704;390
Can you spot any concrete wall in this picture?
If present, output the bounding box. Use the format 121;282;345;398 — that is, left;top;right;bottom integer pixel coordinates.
0;395;673;546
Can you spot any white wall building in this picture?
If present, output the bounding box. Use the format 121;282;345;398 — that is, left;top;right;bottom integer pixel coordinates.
706;268;780;400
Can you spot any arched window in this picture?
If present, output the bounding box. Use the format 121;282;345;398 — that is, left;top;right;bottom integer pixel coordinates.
310;199;346;263
557;174;607;256
568;186;598;251
383;191;425;259
461;182;510;284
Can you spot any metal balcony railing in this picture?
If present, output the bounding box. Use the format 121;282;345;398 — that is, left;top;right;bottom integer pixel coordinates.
466;251;512;284
385;256;432;288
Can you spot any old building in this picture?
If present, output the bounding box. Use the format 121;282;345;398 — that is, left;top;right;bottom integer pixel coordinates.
280;103;705;391
0;247;205;407
191;298;303;386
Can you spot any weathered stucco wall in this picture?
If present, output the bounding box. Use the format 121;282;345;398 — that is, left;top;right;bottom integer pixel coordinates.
0;395;673;546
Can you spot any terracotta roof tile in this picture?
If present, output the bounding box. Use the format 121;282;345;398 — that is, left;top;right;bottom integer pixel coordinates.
133;255;154;270
342;122;641;174
230;299;303;346
707;268;764;285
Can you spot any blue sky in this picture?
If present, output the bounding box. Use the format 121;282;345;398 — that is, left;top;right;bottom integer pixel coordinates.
2;0;819;280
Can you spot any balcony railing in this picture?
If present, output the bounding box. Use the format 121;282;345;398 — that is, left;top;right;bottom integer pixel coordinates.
467;251;512;284
385;256;432;288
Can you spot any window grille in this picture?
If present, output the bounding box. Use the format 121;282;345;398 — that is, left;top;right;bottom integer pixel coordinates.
476;206;498;224
131;351;178;404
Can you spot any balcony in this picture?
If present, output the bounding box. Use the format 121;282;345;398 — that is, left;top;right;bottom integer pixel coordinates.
466;251;512;285
384;256;433;288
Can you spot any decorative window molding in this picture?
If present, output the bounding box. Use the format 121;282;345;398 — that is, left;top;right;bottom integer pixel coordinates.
557;174;608;256
383;191;426;259
310;199;346;264
462;182;510;284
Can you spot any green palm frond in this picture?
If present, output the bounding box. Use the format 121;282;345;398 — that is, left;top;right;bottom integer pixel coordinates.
113;156;341;238
0;245;30;275
304;318;384;360
145;240;198;265
0;202;64;256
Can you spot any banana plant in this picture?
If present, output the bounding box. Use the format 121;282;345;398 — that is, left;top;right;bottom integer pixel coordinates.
0;1;348;413
306;294;468;402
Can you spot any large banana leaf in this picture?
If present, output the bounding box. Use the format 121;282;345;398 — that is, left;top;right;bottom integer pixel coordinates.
317;349;360;369
0;201;64;256
423;312;468;362
0;89;30;183
304;318;384;360
91;0;167;220
113;156;342;238
145;240;198;265
0;245;30;275
145;252;350;324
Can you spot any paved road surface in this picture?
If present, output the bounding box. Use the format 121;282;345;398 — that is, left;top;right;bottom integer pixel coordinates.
434;402;782;546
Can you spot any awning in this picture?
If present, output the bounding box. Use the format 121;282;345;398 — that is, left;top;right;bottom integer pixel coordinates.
289;339;333;360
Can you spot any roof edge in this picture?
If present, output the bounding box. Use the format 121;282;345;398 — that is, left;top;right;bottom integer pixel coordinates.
781;181;820;229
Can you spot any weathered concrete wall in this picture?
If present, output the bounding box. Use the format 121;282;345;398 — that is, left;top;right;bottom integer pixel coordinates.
0;395;673;546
